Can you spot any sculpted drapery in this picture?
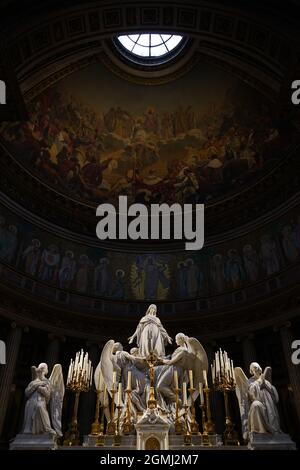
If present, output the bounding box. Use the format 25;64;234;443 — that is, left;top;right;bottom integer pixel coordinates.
128;304;172;357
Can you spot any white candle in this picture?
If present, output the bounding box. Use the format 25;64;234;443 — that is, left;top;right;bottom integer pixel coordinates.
117;382;122;406
216;352;220;378
199;383;204;404
183;382;187;405
203;370;208;388
189;369;194;389
90;366;93;387
112;371;116;389
127;370;132;390
174;370;179;389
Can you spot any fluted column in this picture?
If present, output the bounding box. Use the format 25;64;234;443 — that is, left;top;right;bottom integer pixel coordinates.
279;323;300;424
79;343;100;436
0;323;22;436
242;334;257;374
45;334;62;372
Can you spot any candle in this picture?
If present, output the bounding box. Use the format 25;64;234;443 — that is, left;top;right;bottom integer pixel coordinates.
199;383;204;404
112;371;116;389
117;382;122;406
203;370;208;388
189;369;194;389
90;366;93;387
97;370;102;390
174;370;179;389
183;382;187;405
216;352;220;379
127;370;132;391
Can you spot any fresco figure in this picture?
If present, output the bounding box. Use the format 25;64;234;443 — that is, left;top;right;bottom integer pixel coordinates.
76;254;91;294
94;257;111;296
243;244;260;283
58;250;76;289
211;254;226;293
177;261;188;299
281;225;299;263
22;239;41;276
225;249;245;289
111;269;125;299
39;245;60;282
185;258;200;298
260;235;280;276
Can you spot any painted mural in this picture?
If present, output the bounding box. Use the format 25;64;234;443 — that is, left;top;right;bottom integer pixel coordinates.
1;61;298;206
1;203;300;301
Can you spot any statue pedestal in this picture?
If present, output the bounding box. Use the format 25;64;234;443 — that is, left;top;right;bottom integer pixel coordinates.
10;432;57;450
248;432;296;450
135;408;170;450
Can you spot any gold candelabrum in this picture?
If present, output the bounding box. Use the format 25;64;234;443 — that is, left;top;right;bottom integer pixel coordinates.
113;404;123;446
90;383;107;446
188;386;199;435
63;349;93;446
174;387;183;434
212;349;239;446
147;353;158;409
122;387;133;435
106;380;117;435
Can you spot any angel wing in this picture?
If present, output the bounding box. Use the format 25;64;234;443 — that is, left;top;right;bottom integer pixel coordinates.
185;337;208;402
49;364;65;436
94;361;109;409
263;366;272;383
31;366;37;380
98;340;121;403
234;367;250;441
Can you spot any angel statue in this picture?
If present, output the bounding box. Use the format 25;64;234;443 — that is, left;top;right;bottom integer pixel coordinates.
94;340;149;419
128;304;172;357
235;362;281;441
22;363;65;437
156;333;208;408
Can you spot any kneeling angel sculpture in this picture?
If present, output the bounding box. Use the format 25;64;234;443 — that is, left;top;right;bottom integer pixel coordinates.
22;363;65;436
235;362;281;441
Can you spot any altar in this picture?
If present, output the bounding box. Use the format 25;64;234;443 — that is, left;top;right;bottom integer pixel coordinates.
9;304;296;451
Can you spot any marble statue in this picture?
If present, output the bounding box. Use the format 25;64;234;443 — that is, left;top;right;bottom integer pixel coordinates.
235;362;281;440
128;304;172;357
156;333;208;407
94;305;208;429
22;363;65;437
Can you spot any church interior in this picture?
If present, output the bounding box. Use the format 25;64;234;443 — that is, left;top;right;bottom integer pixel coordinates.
1;0;300;452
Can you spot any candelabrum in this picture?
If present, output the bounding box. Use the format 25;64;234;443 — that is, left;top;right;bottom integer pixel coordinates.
63;349;93;446
106;385;117;435
122;388;133;435
212;349;240;446
113;404;122;447
204;386;215;435
188;386;199;434
183;403;192;445
147;353;158;409
199;401;209;445
90;386;106;446
174;387;183;434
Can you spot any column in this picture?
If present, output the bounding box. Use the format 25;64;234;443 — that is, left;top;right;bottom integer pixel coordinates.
78;343;100;436
242;334;257;374
45;334;62;372
279;323;300;424
0;323;22;437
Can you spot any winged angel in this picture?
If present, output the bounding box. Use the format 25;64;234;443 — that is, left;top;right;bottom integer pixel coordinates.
235;362;281;441
157;333;208;407
94;340;148;418
23;363;65;436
